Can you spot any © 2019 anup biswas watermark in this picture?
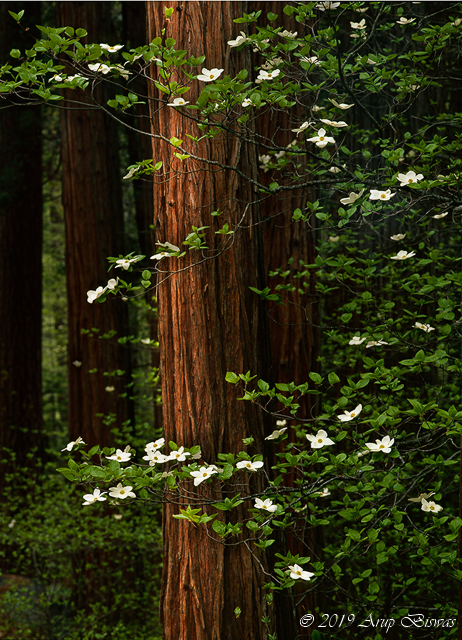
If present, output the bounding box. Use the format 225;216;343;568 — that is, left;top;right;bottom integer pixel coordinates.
300;612;456;632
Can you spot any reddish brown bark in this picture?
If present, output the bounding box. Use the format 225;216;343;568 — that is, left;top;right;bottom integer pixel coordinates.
58;2;132;447
146;3;280;639
0;1;43;490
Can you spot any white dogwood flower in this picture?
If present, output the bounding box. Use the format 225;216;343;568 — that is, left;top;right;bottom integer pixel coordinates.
106;449;132;463
408;492;435;503
288;564;315;581
365;435;394;453
397;170;423;185
306;128;335;148
190;466;218;486
366;340;388;348
242;98;254;107
369;189;395;201
88;63;111;74
236;460;264;472
145;438;165;452
329;98;354;110
280;30;297;38
421;498;443;513
82;488;107;506
265;427;287;440
351;19;366;30
106;278;118;290
390;250;416;260
100;44;124;53
340;190;364;205
349;336;366;345
73;360;82;367
390;233;406;241
61;436;85;452
433;212;448;219
292;121;310;134
314;487;331;498
115;257;138;270
108;483;136;499
168;446;191;462
414;322;435;332
197;68;223;82
87;285;107;304
306;429;335;449
302;56;321;66
257;69;281;81
396;17;416;25
338;404;362;422
228;32;247;47
167;97;189;107
320;118;348;128
316;1;340;10
143;451;168;466
105;386;115;392
254;498;277;512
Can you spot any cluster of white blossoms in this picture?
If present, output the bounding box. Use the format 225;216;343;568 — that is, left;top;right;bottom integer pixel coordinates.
87;278;118;304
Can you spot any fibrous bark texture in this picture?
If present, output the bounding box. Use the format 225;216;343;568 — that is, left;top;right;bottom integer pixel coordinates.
146;3;278;639
58;1;132;446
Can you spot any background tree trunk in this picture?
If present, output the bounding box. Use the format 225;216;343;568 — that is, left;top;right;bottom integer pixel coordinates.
58;1;133;447
146;2;283;638
0;1;43;491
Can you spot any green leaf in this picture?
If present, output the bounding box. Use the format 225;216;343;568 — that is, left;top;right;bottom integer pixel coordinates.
225;371;240;384
328;372;340;385
56;468;77;481
309;372;323;384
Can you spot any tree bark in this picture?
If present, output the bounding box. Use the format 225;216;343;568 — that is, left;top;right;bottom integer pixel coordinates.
0;1;43;490
58;1;133;447
146;3;279;639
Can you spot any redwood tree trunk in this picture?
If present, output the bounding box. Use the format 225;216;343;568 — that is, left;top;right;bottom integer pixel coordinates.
58;1;132;446
146;3;278;639
0;1;43;490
